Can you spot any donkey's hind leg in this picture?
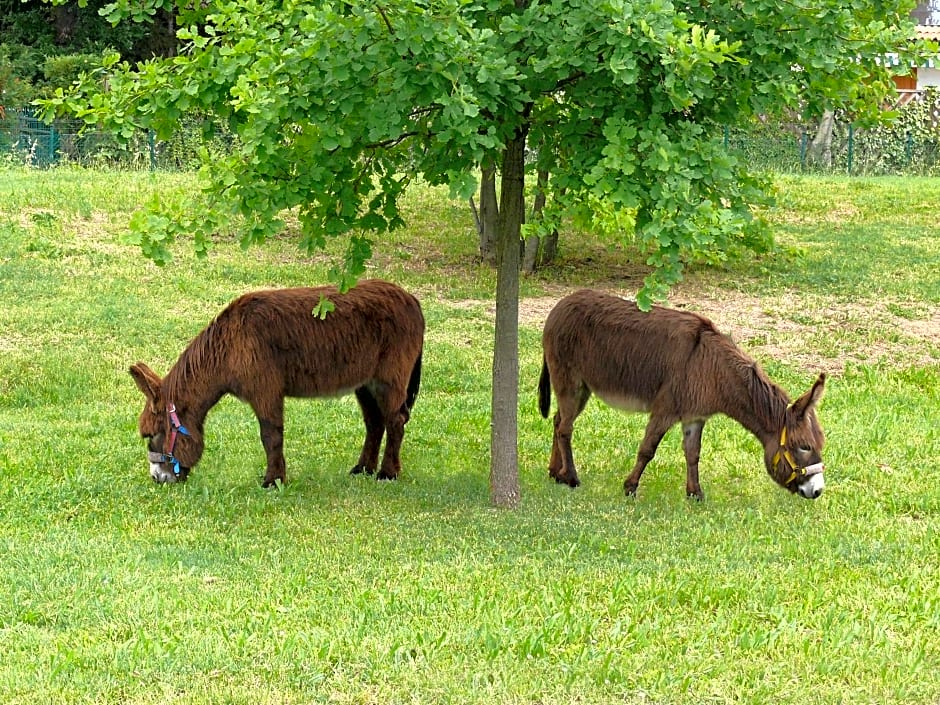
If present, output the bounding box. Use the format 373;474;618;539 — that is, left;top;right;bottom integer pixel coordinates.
350;386;385;475
376;384;410;481
551;382;591;488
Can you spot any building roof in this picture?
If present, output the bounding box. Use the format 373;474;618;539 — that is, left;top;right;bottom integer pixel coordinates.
915;25;940;41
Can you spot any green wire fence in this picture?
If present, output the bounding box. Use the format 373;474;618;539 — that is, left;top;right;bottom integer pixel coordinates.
2;107;939;175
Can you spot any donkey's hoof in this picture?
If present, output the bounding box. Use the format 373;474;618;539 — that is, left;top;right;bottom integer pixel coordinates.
376;470;399;481
623;481;639;497
554;474;580;488
349;464;375;476
687;489;705;502
261;475;285;489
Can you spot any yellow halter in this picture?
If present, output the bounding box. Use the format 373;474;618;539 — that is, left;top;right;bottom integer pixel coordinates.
772;425;824;485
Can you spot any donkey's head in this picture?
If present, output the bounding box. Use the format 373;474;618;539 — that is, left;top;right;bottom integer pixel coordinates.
129;362;203;483
765;373;827;499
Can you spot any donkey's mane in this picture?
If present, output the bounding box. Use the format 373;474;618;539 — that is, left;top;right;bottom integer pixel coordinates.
742;355;789;432
700;326;789;433
165;309;234;401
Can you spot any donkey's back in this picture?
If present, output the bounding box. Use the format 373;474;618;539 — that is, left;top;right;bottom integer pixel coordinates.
220;279;424;400
539;289;721;416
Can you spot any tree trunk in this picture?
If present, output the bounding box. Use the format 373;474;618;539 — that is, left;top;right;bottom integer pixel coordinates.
807;110;835;169
522;167;549;274
522;169;558;274
478;162;498;264
490;129;526;509
53;3;80;44
522;231;538;274
541;228;558;265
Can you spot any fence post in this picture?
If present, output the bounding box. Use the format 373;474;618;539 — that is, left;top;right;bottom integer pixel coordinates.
847;124;854;175
49;124;60;167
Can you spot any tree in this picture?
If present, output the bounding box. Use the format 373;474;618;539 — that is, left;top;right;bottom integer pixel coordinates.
43;0;920;507
806;109;836;169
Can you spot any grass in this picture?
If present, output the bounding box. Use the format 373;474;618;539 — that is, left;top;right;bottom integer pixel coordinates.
0;166;939;704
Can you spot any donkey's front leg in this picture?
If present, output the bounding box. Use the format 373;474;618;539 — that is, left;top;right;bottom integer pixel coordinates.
682;420;706;501
624;414;674;497
254;397;286;487
258;418;286;486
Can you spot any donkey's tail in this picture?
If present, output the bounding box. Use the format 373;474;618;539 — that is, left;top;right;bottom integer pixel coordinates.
538;357;551;419
406;350;423;410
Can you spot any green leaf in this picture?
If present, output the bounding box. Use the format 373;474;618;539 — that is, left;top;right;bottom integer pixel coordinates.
313;296;335;319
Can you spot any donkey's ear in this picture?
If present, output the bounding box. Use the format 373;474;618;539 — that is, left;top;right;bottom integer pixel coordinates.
129;362;163;413
792;372;826;419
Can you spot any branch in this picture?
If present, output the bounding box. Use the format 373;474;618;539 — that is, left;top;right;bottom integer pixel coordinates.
376;5;394;34
364;131;422;150
553;70;586;92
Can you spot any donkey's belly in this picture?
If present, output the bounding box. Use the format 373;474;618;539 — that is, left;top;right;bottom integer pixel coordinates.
592;388;650;413
287;383;359;399
282;365;372;398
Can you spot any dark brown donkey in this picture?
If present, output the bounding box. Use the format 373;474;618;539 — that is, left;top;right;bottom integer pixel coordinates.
538;289;826;500
130;279;424;486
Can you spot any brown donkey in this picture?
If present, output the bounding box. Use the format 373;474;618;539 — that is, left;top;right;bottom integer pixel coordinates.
130;279;424;486
538;289;826;500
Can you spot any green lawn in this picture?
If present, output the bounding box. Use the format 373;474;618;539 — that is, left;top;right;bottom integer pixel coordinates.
0;167;938;704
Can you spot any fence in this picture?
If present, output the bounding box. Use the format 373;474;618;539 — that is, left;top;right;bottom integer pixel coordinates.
725;121;940;176
0;108;230;170
2;107;940;175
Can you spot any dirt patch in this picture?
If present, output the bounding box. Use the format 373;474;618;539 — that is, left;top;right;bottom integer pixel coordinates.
447;286;940;375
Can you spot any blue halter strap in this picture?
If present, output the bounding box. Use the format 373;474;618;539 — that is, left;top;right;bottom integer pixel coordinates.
149;403;190;477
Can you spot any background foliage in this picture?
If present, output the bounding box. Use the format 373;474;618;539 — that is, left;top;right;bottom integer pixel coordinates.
0;0;172;105
852;87;940;174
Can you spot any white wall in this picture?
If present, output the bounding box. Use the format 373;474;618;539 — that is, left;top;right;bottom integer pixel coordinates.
917;66;940;88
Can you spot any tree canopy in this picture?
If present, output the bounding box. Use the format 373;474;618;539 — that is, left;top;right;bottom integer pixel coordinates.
43;0;921;505
47;0;920;293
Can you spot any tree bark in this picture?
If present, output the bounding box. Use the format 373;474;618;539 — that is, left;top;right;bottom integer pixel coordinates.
478;162;498;264
53;3;79;44
490;129;526;509
522;169;558;274
540;181;562;267
522;167;549;274
807;110;835;169
541;228;558;265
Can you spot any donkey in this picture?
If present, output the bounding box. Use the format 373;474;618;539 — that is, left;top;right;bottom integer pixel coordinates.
538;289;826;500
130;279;424;486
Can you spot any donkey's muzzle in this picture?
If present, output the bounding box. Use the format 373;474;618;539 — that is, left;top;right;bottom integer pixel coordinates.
796;464;825;499
148;452;189;483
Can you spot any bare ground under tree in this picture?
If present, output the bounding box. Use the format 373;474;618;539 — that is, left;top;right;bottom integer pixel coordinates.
446;284;939;376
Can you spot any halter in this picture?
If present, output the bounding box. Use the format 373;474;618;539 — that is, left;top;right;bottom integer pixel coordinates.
148;403;190;477
772;425;824;486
